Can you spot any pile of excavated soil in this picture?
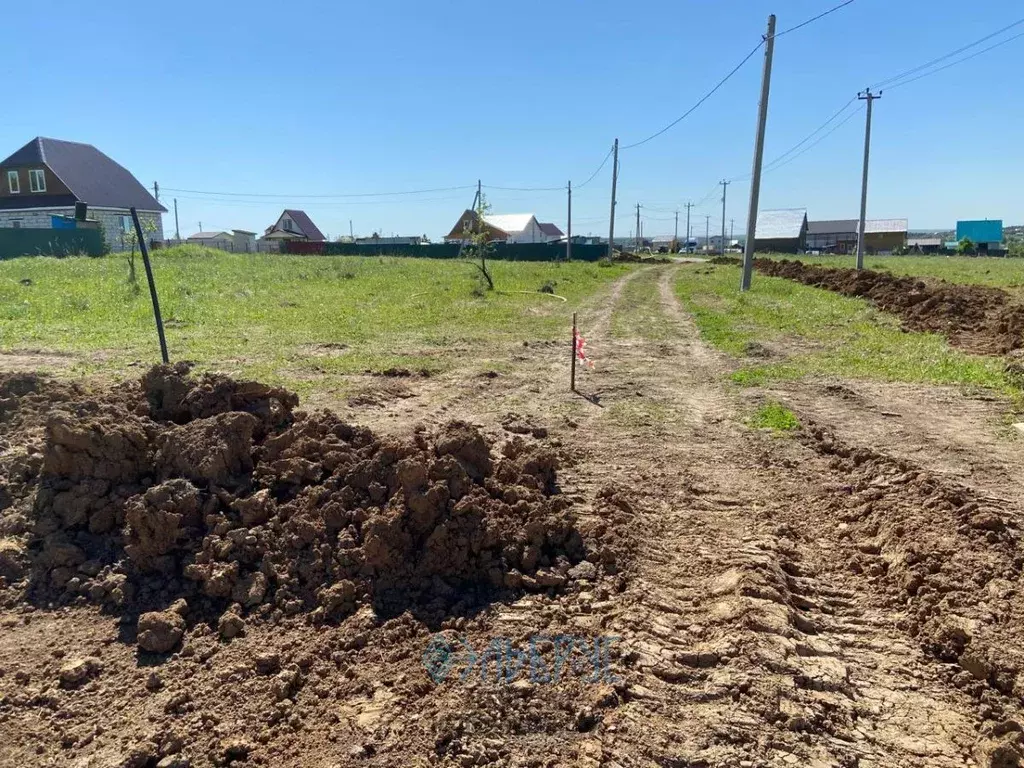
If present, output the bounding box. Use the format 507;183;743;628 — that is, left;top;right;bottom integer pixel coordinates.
754;259;1024;355
0;365;601;644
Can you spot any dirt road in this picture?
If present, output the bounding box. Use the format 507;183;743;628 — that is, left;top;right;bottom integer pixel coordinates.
2;265;1023;767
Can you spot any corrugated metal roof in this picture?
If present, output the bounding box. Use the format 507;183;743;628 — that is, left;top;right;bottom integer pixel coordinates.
755;208;807;240
188;231;233;240
538;222;563;238
807;219;857;235
282;209;326;241
908;237;942;247
483;213;536;234
865;218;908;234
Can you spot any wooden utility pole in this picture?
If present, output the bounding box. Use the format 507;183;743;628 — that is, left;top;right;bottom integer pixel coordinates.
607;139;619;259
566;180;573;261
741;14;777;291
720;180;730;254
635;203;641;251
173;198;180;240
856;89;881;271
153;181;159;202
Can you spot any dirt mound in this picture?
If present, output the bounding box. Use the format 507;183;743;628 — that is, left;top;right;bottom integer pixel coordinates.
1;366;597;641
754;259;1024;355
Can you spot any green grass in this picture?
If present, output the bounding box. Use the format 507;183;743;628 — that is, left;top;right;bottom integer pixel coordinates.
762;253;1024;294
675;263;1019;398
748;401;800;432
0;247;630;393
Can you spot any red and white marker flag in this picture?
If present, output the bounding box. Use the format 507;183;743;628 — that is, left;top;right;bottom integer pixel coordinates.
574;328;595;369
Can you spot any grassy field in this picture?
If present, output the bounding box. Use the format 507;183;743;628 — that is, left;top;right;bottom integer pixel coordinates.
762;253;1024;294
0;247;629;393
675;263;1019;399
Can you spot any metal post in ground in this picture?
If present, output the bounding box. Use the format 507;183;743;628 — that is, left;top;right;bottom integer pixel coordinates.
130;207;169;364
570;312;577;392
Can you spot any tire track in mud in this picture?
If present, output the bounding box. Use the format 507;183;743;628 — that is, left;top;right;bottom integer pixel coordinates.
587;266;1009;766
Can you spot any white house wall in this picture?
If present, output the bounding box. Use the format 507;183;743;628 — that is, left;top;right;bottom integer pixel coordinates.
507;218;545;244
0;207;164;251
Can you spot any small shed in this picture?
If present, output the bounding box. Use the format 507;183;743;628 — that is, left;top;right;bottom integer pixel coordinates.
956;220;1003;252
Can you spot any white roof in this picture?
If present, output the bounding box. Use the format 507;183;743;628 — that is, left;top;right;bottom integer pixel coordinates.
483;213;536;234
865;218;908;234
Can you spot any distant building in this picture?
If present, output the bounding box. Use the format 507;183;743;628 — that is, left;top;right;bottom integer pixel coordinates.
907;237;942;254
956;220;1003;253
356;234;428;246
187;231;234;248
537;222;564;243
262;209;326;242
0;136;165;251
806;218;908;254
754;208;808;253
444;210;548;244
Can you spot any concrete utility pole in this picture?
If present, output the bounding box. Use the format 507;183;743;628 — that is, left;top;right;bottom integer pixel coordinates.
566;180;572;262
635;203;641;251
674;210;679;244
856;89;881;271
720;180;730;254
153;181;159;202
685;202;693;247
349;220;354;240
173;198;180;240
608;139;619;259
741;13;777;291
705;215;710;253
198;221;202;233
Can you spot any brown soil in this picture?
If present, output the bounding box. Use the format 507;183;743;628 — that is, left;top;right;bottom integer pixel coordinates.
754;258;1024;355
3;265;1024;767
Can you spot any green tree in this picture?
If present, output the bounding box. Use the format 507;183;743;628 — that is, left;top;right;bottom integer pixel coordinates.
123;215;158;289
957;237;975;255
461;194;495;291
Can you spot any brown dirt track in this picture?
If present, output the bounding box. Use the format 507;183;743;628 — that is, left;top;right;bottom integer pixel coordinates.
2;265;1024;767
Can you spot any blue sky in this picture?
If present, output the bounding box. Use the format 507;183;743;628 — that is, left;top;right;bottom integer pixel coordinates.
2;0;1021;239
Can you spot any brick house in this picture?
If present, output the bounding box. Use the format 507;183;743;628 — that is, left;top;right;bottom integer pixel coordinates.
0;137;166;251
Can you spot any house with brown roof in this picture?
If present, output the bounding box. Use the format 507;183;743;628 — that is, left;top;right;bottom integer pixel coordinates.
261;209;326;242
0;136;166;251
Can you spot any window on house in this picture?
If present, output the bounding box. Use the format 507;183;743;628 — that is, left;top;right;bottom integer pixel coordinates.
11;220;22;229
7;171;19;194
29;169;46;193
282;218;293;232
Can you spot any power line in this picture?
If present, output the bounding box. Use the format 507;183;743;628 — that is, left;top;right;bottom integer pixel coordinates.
576;146;615;189
885;28;1024;91
621;40;764;150
761;104;863;174
772;0;856;38
872;16;1024;90
731;97;858;181
161;184;475;199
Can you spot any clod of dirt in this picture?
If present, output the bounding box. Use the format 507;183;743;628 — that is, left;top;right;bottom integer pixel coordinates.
501;412;548;439
58;656;102;688
137;609;186;653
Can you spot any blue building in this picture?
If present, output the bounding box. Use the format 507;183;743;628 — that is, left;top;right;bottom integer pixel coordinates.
956;220;1003;253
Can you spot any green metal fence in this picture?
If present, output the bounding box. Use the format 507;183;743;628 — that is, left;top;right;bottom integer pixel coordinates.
0;228;105;260
286;241;609;262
